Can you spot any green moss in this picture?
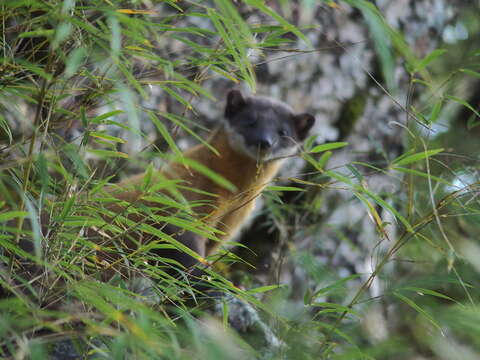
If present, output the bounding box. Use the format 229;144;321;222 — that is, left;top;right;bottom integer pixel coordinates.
336;93;368;139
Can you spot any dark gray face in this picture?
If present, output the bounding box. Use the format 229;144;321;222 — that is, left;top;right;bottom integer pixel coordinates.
224;90;315;161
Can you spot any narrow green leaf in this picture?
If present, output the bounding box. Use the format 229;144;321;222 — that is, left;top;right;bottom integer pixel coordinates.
266;186;305;192
310;142;348;153
63;217;105;227
0;238;36;260
160;85;192;109
207;7;256;91
52;22;72;49
345;0;395;89
24;198;42;259
222;299;229;329
160;112;219;156
324;170;354;186
138;224;204;262
400;287;457;303
310;302;359;317
303;287;312;305
142;194;192;213
211;66;241;83
303;135;318;152
13;59;52;81
142;164;154;192
108;15;121;57
244;0;311;47
148;111;182;158
346;164;363;182
0;114;12;144
36;153;50;191
118;61;147;99
91;110;124;124
90;132;126;144
248;284;285;294
392;167;451;185
392;148;444;167
415;49;447;73
328;167;413;232
312;274;362;298
460;68;480;79
171;156;236;192
428;100;443;124
80;106;88;127
394;292;443;333
119;86;142;139
59;195;76;220
317;151;332;169
0;211;29;222
18;29;55;38
172;72;215;101
361;187;413;232
446;95;480;118
87;149;129;159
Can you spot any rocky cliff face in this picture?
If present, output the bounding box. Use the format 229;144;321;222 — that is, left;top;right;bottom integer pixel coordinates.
87;0;471;309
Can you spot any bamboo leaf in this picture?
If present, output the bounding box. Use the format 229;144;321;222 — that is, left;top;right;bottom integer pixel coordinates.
414;49;447;73
11;58;52;81
392;148;444;167
91;110;124;124
117;9;157;15
460;68;480;79
310;142;348;153
90;132;126;144
317;151;332;170
392;167;451;185
248;284;285;294
445;95;480;118
0;211;29;222
354;191;386;235
160;85;192;109
428;100;443;124
36;152;50;191
266;186;305;192
171;156;236;192
18;29;55;38
399;287;457;303
0;114;12;144
87;149;129;159
310;302;359;317
312;274;362;298
160;112;219;156
394;292;444;334
138;224;204;263
108;15;122;57
244;0;311;47
52;22;72;49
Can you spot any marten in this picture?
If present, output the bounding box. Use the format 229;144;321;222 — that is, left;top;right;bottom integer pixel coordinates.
100;89;315;279
1;90;314;306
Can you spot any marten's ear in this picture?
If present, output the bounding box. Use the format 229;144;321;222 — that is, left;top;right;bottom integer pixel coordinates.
225;89;247;118
293;113;315;141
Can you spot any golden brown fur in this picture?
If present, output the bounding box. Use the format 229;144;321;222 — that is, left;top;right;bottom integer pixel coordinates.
100;90;315;275
109;127;283;262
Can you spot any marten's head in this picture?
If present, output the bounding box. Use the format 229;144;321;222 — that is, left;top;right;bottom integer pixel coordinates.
223;90;315;161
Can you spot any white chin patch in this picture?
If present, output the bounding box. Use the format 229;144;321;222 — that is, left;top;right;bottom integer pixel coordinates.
224;123;297;161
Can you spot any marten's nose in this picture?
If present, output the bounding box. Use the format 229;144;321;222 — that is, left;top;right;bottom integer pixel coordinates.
257;137;273;150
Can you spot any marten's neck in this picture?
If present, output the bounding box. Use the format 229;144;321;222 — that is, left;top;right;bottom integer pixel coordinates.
184;126;283;195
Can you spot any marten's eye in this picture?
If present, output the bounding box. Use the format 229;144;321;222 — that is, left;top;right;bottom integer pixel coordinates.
278;129;287;137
